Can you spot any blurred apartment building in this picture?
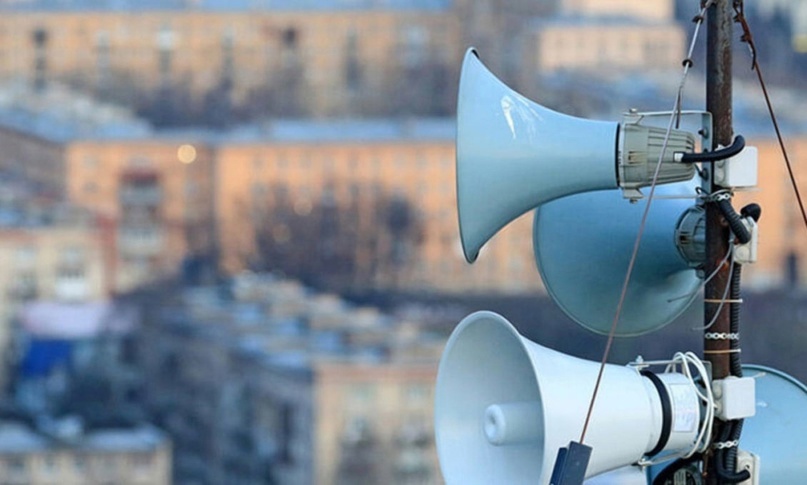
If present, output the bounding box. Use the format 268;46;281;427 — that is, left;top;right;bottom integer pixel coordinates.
0;173;114;388
0;92;540;293
0;267;170;484
0;0;685;119
0;421;171;485
0;0;461;119
0;85;215;293
735;138;807;289
135;273;442;484
0;0;803;292
1;87;806;292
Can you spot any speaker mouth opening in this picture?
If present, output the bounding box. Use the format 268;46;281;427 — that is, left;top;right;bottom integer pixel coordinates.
435;311;546;482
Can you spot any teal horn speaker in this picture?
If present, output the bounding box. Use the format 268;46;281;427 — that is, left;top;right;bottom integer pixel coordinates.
533;180;703;336
456;48;697;263
735;365;807;483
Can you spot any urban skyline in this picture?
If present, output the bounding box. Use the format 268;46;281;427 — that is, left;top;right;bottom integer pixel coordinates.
0;0;804;484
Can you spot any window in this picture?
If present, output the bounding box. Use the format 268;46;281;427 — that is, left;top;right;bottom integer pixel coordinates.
42;454;57;474
60;246;84;265
405;384;428;406
279;403;295;464
345;30;361;92
14;246;36;266
131;452;153;471
400;25;428;67
282;27;298;49
73;455;86;472
7;456;26;474
83;155;99;169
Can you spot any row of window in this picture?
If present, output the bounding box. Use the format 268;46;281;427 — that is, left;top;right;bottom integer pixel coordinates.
0;451;155;476
12;246;86;266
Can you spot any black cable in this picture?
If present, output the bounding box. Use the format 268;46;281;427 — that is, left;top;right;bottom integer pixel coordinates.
714;419;750;483
680;135;745;163
740;203;761;223
716;199;751;244
714;213;756;483
729;262;743;378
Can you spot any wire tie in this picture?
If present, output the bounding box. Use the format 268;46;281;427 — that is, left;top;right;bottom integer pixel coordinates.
705;332;739;340
713;440;739;450
703;192;732;203
703;349;742;355
682;58;694;68
704;298;743;304
691;14;704;23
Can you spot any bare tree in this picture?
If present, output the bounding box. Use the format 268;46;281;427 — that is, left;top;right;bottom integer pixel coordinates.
247;180;423;292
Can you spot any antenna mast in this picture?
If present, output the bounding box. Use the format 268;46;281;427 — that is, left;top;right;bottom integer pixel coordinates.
704;0;734;483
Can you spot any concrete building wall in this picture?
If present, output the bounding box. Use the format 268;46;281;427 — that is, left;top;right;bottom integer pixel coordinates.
63;139;216;290
735;137;807;289
526;21;686;75
0;10;461;117
0;127;66;196
560;0;675;22
214;136;541;293
314;362;439;485
0;224;109;389
0;425;172;485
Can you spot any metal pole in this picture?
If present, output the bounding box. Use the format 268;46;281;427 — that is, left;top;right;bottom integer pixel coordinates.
704;0;733;483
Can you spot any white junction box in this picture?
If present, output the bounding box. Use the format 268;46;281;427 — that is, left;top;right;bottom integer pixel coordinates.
712;376;756;420
714;146;758;189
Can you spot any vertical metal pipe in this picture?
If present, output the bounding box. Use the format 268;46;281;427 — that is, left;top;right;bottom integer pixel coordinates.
705;0;734;483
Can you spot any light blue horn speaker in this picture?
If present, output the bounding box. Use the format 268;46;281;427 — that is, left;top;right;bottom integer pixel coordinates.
533;180;702;336
457;48;618;263
738;364;807;482
456;48;696;263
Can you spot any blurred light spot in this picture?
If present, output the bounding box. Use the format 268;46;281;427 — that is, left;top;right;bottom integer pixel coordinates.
178;144;197;164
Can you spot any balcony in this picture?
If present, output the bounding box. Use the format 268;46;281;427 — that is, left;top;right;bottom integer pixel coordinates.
117;226;164;255
119;186;162;206
54;271;89;302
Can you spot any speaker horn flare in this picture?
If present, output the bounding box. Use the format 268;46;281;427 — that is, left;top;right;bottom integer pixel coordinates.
435;311;702;485
456;48;696;262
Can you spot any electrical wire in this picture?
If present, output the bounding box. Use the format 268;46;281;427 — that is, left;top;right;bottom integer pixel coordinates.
637;352;717;468
733;0;807;234
665;352;716;458
578;2;710;445
699;258;734;331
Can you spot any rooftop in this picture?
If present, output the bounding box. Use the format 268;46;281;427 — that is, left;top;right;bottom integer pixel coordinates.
0;421;168;453
161;274;443;373
0;0;452;12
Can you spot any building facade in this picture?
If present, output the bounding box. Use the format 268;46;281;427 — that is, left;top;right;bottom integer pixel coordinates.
214;120;539;293
2;109;807;294
0;421;172;485
523;18;685;76
735;137;807;289
559;0;675;22
0;2;461;118
0;112;542;294
0;209;112;391
135;274;442;485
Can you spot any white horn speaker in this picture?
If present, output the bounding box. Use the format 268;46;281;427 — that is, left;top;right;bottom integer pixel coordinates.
456;48;696;263
435;311;702;485
533;180;703;336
